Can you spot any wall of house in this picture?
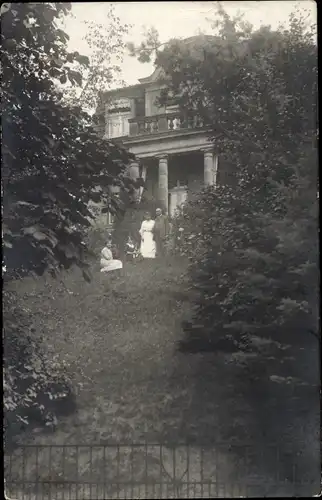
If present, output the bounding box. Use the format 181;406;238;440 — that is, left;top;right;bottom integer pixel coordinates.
106;111;133;138
104;86;166;138
145;85;166;116
143;162;159;201
103;87;145;138
105;97;134;139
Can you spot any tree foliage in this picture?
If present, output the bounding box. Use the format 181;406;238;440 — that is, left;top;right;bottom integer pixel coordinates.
1;2;136;440
1;2;134;280
133;5;318;348
127;25;160;63
3;289;76;445
60;4;130;112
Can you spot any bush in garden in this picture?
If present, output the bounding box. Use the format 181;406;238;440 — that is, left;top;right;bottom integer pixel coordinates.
169;190;217;259
3;290;76;448
177;161;318;352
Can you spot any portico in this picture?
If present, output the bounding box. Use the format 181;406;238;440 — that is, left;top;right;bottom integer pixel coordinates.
124;129;218;214
95;62;223;220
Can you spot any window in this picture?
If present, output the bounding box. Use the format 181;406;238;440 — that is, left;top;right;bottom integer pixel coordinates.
106;113;130;138
134;97;145;117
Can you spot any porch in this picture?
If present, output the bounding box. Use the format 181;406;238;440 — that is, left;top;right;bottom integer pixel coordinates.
122;128;218;216
130;151;217;216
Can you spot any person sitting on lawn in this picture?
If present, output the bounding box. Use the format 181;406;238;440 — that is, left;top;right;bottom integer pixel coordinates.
100;238;123;273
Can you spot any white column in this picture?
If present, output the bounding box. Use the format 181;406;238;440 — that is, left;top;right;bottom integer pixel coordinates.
129;161;140;202
169;190;177;218
213;154;218;187
138;163;147;203
157;155;169;213
203;149;213;186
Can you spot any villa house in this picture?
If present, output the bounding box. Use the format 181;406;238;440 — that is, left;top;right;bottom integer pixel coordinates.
94;37;228;220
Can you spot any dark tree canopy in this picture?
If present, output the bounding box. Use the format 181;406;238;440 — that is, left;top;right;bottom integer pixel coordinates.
1;2;134;279
130;6;318;346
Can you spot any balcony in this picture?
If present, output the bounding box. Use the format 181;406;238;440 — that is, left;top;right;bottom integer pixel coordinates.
128;111;204;137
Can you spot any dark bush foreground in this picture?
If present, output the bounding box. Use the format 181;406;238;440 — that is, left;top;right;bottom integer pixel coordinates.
3;288;77;450
173;174;318;356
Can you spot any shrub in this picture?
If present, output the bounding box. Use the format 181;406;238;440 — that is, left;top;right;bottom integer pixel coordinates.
3;289;76;448
178;168;318;352
169;192;214;259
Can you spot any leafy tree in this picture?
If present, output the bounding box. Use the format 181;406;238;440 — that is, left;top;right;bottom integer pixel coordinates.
60;4;130;112
1;2;134;439
127;25;160;63
3;289;76;445
1;2;134;280
130;5;318;349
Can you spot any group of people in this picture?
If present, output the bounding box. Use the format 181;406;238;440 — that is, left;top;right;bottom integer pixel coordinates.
100;208;170;273
139;207;170;259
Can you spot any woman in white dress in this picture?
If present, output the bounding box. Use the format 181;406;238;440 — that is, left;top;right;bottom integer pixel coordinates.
139;212;156;258
100;239;123;273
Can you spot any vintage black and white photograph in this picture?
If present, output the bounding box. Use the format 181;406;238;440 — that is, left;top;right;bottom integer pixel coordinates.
2;1;319;498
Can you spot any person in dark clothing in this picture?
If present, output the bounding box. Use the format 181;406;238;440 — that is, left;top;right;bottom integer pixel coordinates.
153;207;170;258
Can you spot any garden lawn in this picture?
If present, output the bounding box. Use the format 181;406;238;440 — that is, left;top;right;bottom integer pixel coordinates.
7;257;194;444
5;256;320;497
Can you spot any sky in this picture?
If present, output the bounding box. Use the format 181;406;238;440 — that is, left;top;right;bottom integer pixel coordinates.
63;1;317;89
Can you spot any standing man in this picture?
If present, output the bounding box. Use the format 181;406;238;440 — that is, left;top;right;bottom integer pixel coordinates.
153;207;170;258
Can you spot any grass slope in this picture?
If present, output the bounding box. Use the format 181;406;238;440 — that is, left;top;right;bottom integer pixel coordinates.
5;256;320;498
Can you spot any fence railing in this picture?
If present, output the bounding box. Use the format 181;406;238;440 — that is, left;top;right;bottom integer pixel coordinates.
128;112;204;136
4;443;317;499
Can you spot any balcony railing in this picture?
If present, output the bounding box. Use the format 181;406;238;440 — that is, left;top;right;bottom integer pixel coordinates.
128;111;204;136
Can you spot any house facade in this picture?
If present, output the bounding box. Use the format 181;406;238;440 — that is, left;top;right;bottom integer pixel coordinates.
95;63;219;218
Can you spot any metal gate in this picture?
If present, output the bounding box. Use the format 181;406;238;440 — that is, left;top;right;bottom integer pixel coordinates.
4;442;316;499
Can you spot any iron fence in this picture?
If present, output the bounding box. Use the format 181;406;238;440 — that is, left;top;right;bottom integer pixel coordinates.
4;442;318;499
